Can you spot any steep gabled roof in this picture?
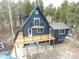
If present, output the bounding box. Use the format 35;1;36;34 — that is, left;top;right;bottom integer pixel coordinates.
50;22;71;30
23;16;29;22
21;6;49;30
14;30;20;43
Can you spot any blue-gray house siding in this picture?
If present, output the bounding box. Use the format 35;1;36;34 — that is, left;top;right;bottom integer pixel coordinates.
22;7;49;37
51;28;69;42
50;22;70;42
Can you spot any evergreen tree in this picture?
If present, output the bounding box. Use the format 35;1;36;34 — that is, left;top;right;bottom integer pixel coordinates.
44;3;56;21
56;7;61;21
60;0;69;24
35;0;44;12
24;0;32;15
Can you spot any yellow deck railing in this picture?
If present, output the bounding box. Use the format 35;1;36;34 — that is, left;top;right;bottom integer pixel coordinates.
15;32;55;45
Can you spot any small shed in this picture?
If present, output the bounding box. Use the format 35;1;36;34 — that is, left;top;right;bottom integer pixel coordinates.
50;22;70;43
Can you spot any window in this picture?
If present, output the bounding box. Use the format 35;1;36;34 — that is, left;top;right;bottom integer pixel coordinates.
34;18;40;26
37;28;44;33
59;30;65;35
28;28;32;37
29;29;31;34
35;10;39;14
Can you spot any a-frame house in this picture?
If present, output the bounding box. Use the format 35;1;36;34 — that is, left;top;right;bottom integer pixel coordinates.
14;7;55;46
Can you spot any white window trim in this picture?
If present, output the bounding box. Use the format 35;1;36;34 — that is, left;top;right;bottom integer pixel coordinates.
28;28;32;37
34;18;40;26
37;28;44;33
59;30;65;35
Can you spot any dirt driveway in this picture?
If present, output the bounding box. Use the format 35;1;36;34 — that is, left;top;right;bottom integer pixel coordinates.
11;40;79;59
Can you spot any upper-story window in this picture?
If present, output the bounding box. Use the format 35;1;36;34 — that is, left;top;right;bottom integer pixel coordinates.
37;28;44;33
35;10;39;14
59;30;65;35
34;18;40;26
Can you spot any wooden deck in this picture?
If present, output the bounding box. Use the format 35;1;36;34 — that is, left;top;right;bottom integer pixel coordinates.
15;32;55;45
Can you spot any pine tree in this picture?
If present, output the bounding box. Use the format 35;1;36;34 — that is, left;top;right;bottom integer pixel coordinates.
35;0;44;12
24;0;32;15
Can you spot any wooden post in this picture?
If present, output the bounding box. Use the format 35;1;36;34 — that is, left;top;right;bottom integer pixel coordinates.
49;40;50;45
14;45;17;58
53;40;55;48
26;45;28;55
45;41;48;50
36;42;39;53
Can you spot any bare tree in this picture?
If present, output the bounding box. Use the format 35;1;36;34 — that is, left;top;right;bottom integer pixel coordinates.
7;0;14;41
0;4;5;29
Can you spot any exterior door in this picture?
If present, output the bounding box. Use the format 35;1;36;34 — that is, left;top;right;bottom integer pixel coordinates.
28;28;32;37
